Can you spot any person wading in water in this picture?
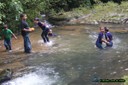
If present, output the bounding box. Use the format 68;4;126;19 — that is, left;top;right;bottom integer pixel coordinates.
20;14;33;53
34;18;50;43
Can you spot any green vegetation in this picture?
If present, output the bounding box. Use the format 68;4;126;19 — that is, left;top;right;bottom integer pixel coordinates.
0;0;128;32
53;1;128;24
123;75;128;85
88;1;128;23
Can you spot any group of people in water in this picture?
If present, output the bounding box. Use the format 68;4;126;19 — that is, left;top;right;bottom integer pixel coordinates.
20;14;54;53
95;26;113;49
1;14;53;53
1;13;113;53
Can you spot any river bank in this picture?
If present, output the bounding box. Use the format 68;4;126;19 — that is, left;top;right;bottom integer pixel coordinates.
48;2;128;25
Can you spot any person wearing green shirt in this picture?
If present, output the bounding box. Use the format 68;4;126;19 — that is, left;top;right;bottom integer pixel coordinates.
1;24;17;52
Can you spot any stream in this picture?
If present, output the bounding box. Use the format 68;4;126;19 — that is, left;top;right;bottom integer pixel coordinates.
2;24;128;85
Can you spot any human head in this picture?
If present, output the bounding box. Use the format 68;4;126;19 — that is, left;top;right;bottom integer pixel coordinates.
20;14;27;20
99;27;105;33
104;27;109;32
4;24;8;30
34;18;40;24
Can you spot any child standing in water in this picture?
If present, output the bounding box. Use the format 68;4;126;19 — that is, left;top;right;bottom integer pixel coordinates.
1;24;17;52
34;18;50;43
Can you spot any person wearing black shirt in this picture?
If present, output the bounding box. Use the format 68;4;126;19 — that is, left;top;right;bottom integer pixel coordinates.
20;14;32;53
34;18;50;43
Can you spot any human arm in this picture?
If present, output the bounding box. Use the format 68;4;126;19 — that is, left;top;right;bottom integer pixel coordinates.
21;21;33;32
98;33;107;43
12;33;17;39
102;39;110;44
107;34;113;42
41;22;45;25
8;29;17;39
22;28;32;32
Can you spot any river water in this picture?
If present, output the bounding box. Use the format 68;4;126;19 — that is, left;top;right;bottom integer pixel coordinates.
2;24;128;85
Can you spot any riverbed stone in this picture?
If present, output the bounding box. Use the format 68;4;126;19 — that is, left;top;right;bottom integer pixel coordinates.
0;69;13;84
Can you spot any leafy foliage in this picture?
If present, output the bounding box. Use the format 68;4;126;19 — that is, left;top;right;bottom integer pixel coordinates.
0;0;127;33
0;0;23;32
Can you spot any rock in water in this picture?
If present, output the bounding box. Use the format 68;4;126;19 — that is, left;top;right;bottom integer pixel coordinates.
0;69;13;84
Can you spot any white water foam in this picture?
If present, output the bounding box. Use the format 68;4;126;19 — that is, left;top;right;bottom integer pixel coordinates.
2;67;59;85
112;37;121;49
88;32;97;43
37;40;54;47
45;41;54;47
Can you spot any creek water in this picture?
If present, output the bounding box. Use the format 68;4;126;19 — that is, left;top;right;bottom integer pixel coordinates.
2;24;128;85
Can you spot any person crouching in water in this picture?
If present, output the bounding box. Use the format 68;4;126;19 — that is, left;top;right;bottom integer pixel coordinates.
104;27;113;47
48;29;57;37
34;18;50;43
1;24;17;52
95;27;107;49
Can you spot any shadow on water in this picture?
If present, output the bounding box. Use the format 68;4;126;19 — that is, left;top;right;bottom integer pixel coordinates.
2;24;128;85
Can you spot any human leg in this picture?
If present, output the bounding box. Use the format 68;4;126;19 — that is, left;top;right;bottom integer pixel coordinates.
96;42;103;49
41;31;46;43
4;39;9;50
23;35;32;53
7;39;12;50
44;30;49;42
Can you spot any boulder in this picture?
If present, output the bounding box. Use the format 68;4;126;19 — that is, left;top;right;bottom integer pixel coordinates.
0;69;13;84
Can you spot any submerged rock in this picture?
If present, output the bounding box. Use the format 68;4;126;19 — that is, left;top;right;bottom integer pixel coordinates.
0;69;13;84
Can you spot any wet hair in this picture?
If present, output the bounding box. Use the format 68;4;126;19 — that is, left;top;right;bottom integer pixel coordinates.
20;14;26;18
34;18;40;21
104;27;109;32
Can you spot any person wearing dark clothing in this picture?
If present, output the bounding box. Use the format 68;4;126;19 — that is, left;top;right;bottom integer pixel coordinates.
48;29;57;37
95;27;106;49
104;27;113;47
20;14;32;53
34;18;50;43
